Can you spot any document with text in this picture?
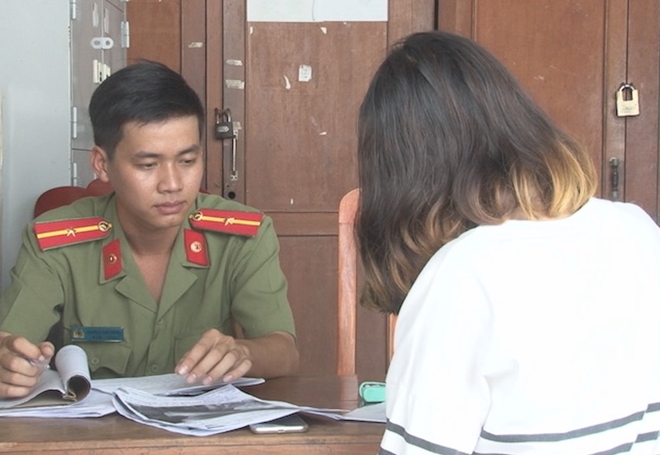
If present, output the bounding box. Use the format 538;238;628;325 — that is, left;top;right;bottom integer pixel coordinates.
111;383;351;436
0;346;384;427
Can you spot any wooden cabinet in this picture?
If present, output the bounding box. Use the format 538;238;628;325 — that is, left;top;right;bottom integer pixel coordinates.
127;0;434;379
439;0;660;221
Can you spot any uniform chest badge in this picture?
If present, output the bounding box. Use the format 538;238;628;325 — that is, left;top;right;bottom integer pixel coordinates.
71;326;124;342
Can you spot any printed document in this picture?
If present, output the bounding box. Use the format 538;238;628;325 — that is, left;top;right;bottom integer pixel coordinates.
111;383;349;436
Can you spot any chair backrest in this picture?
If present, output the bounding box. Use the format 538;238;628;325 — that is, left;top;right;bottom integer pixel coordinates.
85;178;114;196
337;188;396;375
34;179;114;218
34;179;210;218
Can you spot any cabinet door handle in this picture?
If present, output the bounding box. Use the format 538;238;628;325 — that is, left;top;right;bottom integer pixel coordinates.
609;157;620;200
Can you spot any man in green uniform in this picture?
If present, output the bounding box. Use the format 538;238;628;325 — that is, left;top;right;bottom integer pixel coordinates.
0;61;299;398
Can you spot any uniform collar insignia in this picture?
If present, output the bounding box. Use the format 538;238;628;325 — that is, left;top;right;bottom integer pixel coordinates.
102;239;122;280
188;209;263;237
184;229;209;266
34;217;112;251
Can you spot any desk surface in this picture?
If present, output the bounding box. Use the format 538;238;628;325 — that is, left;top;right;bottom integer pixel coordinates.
0;375;384;455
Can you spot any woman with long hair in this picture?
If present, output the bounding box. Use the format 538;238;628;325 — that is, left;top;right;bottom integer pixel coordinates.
357;31;660;454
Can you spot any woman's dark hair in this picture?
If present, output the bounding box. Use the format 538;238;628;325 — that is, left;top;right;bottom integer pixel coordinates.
356;31;596;314
89;60;205;158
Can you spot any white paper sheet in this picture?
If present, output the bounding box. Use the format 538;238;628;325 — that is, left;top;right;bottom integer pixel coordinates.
93;373;264;396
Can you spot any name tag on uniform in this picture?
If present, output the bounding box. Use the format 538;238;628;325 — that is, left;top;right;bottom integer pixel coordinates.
71;326;124;342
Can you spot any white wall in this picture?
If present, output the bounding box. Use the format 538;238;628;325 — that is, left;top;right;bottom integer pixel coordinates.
0;1;72;290
247;0;387;22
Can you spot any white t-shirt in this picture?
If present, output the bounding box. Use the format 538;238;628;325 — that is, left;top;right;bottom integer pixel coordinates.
380;198;660;455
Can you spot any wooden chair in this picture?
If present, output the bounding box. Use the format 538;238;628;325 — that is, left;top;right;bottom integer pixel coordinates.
337;188;396;375
34;179;114;218
84;178;114;196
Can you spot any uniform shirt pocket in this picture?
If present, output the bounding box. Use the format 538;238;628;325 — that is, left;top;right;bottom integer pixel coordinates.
174;330;210;362
79;342;133;379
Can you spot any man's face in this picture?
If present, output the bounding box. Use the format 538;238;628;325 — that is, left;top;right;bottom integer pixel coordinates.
97;116;204;234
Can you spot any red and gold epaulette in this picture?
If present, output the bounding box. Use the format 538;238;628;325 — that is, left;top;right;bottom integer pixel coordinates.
189;209;263;237
33;217;112;251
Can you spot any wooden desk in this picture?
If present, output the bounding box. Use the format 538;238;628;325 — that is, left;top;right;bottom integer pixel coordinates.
0;375;384;454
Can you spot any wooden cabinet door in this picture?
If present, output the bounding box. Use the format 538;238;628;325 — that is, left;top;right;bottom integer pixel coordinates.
127;0;435;378
238;18;387;376
217;2;435;378
439;0;660;221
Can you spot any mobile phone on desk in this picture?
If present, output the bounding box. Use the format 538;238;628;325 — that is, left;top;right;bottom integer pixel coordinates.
249;414;309;434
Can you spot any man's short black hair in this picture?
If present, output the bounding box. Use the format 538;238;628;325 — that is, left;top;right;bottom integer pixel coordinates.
89;60;205;158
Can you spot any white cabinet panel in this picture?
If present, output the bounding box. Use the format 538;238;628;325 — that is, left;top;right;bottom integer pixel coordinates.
0;0;126;290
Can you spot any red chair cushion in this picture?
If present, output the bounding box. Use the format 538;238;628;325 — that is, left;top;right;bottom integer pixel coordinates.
34;179;114;218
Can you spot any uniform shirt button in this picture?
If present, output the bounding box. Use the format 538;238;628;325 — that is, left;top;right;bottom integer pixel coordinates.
91;357;100;365
150;364;159;373
157;319;164;325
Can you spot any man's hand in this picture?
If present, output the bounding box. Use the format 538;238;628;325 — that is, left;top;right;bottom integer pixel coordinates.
175;329;299;385
175;329;252;385
0;332;54;399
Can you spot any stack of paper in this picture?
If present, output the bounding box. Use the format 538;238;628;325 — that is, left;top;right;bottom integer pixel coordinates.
0;347;385;431
0;389;115;418
0;345;116;417
112;385;304;436
93;373;264;396
108;382;383;436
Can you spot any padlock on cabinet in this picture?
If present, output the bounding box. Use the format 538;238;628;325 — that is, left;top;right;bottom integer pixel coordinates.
616;83;640;117
214;108;235;140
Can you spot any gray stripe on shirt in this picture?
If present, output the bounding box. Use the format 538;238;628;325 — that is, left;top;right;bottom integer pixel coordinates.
384;403;660;454
481;410;649;443
384;420;471;455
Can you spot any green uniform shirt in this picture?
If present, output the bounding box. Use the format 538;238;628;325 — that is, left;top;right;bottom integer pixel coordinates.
0;193;295;379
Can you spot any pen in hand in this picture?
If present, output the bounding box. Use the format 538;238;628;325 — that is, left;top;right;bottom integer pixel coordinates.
24;356;50;370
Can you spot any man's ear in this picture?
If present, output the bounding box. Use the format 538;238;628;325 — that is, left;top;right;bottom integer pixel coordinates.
90;146;111;182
